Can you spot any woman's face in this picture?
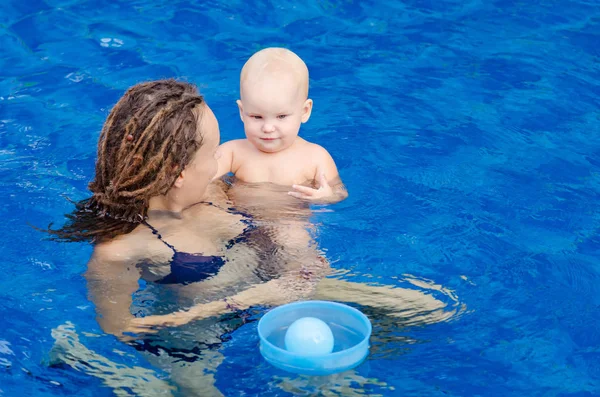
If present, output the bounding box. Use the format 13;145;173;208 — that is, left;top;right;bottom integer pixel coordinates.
178;104;221;205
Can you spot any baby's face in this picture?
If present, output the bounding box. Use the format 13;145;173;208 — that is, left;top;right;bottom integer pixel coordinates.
238;74;312;153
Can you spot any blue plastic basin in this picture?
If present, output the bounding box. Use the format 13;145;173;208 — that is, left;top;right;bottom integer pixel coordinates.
258;300;372;375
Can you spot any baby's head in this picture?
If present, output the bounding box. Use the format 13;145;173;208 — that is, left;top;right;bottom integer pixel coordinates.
237;47;313;153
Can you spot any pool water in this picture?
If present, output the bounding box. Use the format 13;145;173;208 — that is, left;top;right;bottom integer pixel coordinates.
1;0;600;396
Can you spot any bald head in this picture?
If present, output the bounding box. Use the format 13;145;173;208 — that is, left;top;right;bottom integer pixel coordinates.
240;47;309;100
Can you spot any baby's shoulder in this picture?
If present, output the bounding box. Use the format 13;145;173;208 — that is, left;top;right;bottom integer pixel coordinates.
221;139;253;152
297;139;333;159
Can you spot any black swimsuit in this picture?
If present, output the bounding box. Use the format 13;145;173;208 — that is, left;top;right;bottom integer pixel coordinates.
143;221;227;285
140;203;278;285
130;205;295;360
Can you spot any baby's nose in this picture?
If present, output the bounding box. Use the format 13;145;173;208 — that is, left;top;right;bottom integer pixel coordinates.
262;123;275;133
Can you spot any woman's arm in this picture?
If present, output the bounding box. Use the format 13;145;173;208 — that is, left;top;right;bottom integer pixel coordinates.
125;273;464;334
85;241;143;338
125;273;319;334
124;237;327;334
314;277;464;325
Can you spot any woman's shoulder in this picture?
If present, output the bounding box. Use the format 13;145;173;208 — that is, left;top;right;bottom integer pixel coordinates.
92;225;151;265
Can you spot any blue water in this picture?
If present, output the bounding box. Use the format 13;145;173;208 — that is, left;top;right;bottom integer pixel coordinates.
1;0;600;395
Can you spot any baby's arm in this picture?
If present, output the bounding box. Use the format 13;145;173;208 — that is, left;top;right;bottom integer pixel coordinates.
289;145;348;203
315;146;348;202
215;140;239;179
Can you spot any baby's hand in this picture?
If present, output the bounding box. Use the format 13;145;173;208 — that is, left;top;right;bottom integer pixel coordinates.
289;173;334;201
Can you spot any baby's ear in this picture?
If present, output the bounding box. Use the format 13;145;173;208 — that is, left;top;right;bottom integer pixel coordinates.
301;99;313;123
236;100;244;122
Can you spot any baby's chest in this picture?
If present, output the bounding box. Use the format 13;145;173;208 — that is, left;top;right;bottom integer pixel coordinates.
236;157;315;185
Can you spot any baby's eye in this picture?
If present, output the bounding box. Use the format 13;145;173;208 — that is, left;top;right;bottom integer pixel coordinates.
277;115;288;119
251;115;262;120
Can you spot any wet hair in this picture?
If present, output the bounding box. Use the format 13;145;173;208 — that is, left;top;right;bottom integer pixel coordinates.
48;79;205;243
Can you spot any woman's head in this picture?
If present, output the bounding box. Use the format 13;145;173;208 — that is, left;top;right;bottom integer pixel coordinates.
51;79;220;242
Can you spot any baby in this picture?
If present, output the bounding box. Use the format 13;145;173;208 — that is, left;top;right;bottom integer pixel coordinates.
216;47;348;203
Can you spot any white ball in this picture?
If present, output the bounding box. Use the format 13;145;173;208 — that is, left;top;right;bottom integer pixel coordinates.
284;317;334;355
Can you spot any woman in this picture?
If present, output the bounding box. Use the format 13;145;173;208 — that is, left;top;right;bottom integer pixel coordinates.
51;79;460;396
50;79;334;395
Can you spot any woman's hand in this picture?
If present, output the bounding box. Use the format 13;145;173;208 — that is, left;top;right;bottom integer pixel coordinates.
125;311;194;334
124;300;227;335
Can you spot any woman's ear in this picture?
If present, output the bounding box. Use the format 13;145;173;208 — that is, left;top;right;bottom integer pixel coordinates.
301;99;313;123
173;169;185;188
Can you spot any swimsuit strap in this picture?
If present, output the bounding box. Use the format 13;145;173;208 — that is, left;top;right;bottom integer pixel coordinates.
197;201;256;247
143;201;253;252
142;201;219;253
143;221;177;253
